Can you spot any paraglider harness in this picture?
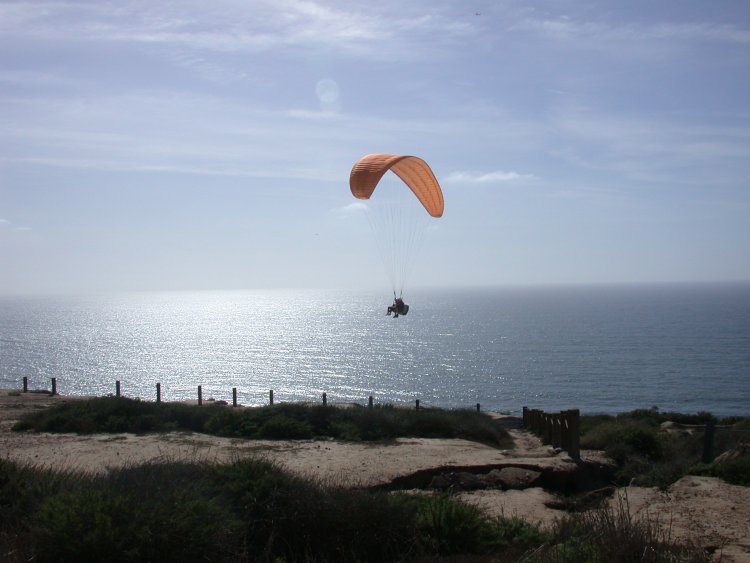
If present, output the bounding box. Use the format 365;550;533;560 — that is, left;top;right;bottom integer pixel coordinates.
387;294;409;318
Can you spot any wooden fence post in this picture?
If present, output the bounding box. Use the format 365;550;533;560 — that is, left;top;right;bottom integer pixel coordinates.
51;377;56;396
416;399;420;411
368;396;373;408
560;410;570;452
198;385;202;406
116;381;121;397
523;408;580;459
269;389;274;406
323;392;327;406
547;414;554;445
552;414;562;448
232;387;237;407
543;413;553;444
476;403;480;412
549;414;556;444
156;383;161;403
23;377;28;393
702;420;716;463
566;409;580;459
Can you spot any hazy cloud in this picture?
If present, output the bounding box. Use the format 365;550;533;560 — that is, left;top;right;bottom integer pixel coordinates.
519;16;750;46
0;0;473;61
444;170;535;183
335;202;368;216
0;219;31;231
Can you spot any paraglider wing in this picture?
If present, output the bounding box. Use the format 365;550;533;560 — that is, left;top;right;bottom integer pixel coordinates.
349;153;444;218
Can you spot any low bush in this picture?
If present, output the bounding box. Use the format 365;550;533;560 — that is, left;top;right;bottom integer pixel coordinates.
414;494;544;557
257;413;314;439
0;458;550;562
11;397;218;435
0;456;717;563
530;494;711;563
13;397;512;448
691;453;750;486
582;419;662;461
581;419;664;484
580;410;750;488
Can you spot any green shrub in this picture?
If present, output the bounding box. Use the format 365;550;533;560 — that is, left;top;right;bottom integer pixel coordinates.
582;420;662;463
34;489;148;562
329;418;362;441
715;454;750;485
0;460;79;533
722;417;750;428
581;416;690;487
411;494;545;558
0;455;719;563
618;409;716;427
620;408;664;427
530;496;711;563
33;486;240;563
213;458;418;561
580;410;750;488
258;414;313;439
691;453;750;486
491;515;547;551
13;397;512;448
415;494;494;555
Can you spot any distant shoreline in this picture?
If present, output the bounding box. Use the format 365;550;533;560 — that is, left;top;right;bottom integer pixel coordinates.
2;278;750;299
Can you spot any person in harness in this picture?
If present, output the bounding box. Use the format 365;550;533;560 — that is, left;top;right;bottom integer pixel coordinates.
387;296;409;318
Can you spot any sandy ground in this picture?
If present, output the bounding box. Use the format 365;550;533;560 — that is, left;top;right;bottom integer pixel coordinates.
1;390;748;561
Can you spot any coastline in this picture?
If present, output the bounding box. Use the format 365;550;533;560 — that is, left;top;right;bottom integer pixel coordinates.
1;390;749;561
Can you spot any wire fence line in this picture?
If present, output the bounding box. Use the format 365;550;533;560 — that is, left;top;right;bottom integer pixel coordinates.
17;376;490;412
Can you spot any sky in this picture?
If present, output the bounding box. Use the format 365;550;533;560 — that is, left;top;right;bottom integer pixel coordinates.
1;0;749;295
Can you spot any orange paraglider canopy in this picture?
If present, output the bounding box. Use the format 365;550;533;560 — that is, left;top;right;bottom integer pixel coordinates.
349;154;444;218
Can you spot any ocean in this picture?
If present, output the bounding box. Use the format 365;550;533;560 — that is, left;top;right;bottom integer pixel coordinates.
1;283;748;417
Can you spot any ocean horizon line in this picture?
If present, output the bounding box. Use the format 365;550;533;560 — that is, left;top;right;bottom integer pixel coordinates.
2;278;750;299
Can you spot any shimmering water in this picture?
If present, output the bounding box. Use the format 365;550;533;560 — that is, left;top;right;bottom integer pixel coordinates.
1;284;748;416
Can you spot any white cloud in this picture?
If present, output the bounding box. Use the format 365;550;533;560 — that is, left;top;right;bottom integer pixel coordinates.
335;202;368;216
519;16;750;46
285;109;341;121
0;0;473;61
550;107;750;179
444;170;535;183
0;87;471;181
0;69;80;87
0;219;31;231
646;22;750;45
